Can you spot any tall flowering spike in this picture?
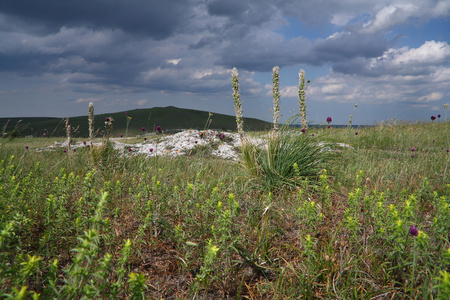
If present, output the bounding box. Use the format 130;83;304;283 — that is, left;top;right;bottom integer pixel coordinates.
232;67;244;141
298;69;308;129
272;66;281;132
65;118;71;151
88;102;95;148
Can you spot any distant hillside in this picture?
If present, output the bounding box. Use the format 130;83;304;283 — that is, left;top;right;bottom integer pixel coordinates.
0;106;273;137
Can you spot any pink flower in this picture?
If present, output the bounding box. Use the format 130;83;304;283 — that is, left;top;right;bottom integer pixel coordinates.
25;145;28;149
149;148;153;152
301;128;306;133
326;117;332;124
355;132;358;135
409;225;419;236
410;147;416;151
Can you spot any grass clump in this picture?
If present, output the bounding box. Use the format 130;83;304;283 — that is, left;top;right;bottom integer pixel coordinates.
241;118;330;191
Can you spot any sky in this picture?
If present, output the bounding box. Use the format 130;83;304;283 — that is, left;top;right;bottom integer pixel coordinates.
0;1;449;125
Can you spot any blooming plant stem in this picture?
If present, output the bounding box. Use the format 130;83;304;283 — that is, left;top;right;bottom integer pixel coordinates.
298;69;309;129
65;118;71;152
232;68;245;142
88;102;94;148
272;66;281;132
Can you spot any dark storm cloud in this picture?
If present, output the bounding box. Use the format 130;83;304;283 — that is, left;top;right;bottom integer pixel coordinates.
310;32;388;65
0;1;192;39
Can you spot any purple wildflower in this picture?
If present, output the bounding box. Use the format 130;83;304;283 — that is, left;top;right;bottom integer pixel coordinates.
221;134;225;139
126;111;129;115
128;148;132;152
326;117;332;124
63;149;67;153
195;141;198;144
73;149;76;152
149;148;153;152
120;134;123;137
355;131;358;135
105;117;110;122
83;141;86;145
142;127;145;131
409;225;419;237
144;137;147;141
438;114;441;118
25;145;28;149
431;116;436;121
410;147;416;152
156;126;162;133
411;154;415;158
301;128;306;133
43;133;46;137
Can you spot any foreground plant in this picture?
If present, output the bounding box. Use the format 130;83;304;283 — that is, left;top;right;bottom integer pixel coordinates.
241;116;329;190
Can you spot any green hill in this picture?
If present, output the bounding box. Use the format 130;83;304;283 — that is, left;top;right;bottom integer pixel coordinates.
1;106;272;137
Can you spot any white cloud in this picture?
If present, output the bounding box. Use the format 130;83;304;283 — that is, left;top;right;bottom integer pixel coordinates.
75;97;101;103
167;58;182;65
134;99;148;106
362;3;419;33
418;92;444;102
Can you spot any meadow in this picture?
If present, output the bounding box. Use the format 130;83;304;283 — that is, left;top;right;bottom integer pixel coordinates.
1;119;450;299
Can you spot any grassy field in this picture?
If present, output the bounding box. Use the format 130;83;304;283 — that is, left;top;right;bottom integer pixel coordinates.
1;121;449;299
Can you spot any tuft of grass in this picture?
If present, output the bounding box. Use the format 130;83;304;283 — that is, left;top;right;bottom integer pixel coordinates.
241;116;331;191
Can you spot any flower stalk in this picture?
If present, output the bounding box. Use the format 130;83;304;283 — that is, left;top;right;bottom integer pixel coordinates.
88;102;95;148
232;68;244;142
298;70;309;129
272;66;281;132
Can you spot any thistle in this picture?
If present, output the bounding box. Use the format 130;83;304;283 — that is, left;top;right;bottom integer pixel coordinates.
298;70;309;129
88;102;95;148
272;66;281;132
105;116;114;139
347;104;358;130
232;67;244;141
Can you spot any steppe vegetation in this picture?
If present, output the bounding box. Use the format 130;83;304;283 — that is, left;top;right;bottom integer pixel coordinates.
1;68;449;299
